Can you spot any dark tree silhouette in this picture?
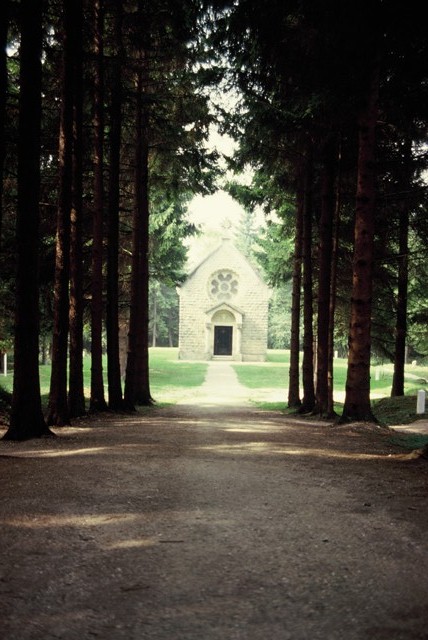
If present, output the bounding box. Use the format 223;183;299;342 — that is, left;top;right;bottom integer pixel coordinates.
341;63;379;423
4;0;52;440
0;0;9;248
287;169;303;409
106;0;124;411
68;0;86;418
46;0;76;427
315;137;336;417
90;0;108;412
124;46;152;409
391;139;411;397
300;147;315;413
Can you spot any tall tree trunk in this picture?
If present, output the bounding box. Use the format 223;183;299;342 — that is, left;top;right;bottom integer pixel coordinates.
0;0;9;249
300;147;315;412
124;50;152;408
391;139;411;397
4;0;52;440
133;125;152;403
46;0;76;427
315;136;335;416
341;65;379;424
327;139;342;415
287;172;303;409
90;0;108;412
152;285;157;348
68;0;86;418
106;0;124;411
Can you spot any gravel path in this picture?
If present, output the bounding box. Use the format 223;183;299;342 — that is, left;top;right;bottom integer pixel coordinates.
1;363;428;639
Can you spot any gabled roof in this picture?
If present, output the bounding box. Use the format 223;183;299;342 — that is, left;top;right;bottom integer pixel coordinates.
180;238;269;290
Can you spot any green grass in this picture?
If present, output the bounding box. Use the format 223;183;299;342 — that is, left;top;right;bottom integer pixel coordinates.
389;433;428;451
266;349;290;363
232;362;288;388
233;350;428;425
0;348;208;408
149;348;208;397
1;348;427;423
372;394;426;426
233;350;428;395
4;348;426;399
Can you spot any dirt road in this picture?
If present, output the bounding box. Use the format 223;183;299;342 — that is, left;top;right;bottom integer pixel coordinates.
1;363;428;639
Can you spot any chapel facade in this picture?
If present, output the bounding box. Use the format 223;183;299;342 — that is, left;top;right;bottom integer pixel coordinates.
177;237;270;361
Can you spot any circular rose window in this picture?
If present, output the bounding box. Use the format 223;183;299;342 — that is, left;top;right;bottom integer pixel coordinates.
209;270;239;301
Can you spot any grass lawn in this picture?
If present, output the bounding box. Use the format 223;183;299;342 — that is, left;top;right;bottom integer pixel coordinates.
232;350;428;398
0;347;208;408
1;348;427;427
232;350;428;427
149;348;208;401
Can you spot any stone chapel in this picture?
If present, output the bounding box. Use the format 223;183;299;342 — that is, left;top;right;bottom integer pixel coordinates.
177;236;270;361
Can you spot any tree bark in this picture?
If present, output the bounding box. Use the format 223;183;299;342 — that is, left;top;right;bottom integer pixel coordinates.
0;0;9;249
315;136;336;416
68;0;86;418
151;285;158;348
46;0;76;427
90;0;108;412
124;49;152;409
299;147;315;413
133;105;152;404
391;139;411;397
287;172;303;409
327;139;342;416
341;65;379;423
106;0;124;411
4;0;52;440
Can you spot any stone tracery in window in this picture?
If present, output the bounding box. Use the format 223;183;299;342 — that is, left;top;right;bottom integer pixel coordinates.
209;270;239;301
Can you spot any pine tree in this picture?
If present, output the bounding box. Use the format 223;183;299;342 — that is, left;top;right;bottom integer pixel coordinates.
4;0;52;440
89;0;108;412
68;0;86;418
341;62;380;423
0;0;9;249
106;0;125;411
46;0;76;427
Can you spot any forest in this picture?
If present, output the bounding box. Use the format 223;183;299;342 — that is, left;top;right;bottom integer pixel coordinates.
0;0;427;440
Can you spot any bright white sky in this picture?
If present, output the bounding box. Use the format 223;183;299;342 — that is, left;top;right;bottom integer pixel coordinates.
185;125;263;236
186;124;242;232
186;189;247;233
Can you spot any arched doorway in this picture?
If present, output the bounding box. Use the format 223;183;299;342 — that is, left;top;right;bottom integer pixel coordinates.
205;305;243;360
213;309;235;356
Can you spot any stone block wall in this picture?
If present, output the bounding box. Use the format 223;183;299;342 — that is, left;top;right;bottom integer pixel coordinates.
178;239;269;361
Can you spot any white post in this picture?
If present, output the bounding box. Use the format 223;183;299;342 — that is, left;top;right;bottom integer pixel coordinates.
416;390;426;415
3;353;6;376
